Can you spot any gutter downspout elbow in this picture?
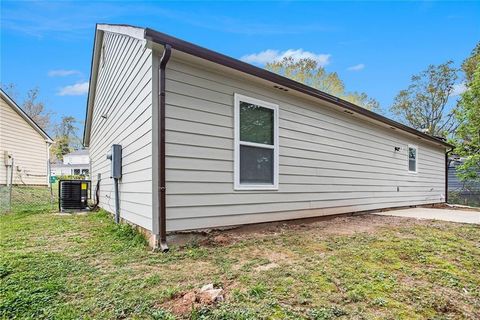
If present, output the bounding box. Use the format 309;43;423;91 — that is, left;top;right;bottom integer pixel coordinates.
157;44;172;252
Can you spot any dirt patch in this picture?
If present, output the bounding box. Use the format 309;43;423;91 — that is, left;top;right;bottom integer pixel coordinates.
162;285;225;316
310;215;393;235
221;214;426;239
207;234;233;246
162;291;196;316
170;211;463;250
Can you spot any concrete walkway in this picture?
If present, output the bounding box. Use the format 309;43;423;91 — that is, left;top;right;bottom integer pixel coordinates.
375;207;480;224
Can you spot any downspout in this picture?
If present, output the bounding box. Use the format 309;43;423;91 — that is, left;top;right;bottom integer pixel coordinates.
445;147;454;203
157;44;172;252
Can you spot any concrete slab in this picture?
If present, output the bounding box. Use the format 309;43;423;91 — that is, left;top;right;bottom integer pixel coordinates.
375;208;480;224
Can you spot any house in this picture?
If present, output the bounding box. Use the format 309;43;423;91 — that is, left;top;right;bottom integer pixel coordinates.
0;89;53;186
448;157;480;192
447;157;480;206
83;24;453;249
51;149;90;177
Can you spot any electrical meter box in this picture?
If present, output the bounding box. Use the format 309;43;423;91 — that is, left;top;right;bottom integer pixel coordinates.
106;144;122;179
4;151;13;166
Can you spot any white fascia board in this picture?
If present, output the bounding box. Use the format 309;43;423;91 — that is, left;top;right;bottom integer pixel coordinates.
97;24;146;41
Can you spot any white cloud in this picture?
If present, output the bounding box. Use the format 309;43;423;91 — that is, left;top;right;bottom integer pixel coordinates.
58;82;89;96
347;64;365;71
241;49;331;66
48;69;81;77
451;82;467;97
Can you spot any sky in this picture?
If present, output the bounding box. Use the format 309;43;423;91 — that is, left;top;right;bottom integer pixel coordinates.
1;1;479;136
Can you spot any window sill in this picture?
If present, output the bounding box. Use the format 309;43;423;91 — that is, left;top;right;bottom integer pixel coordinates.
234;185;279;191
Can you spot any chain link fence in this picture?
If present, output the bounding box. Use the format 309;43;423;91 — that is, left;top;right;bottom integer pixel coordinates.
447;161;480;208
0;183;57;214
448;189;480;207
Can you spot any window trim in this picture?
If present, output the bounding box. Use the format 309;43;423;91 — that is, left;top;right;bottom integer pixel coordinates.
234;93;279;190
407;144;418;174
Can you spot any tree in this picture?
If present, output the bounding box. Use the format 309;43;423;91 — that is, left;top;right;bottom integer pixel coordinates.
1;84;52;132
462;42;480;84
51;136;72;162
265;57;381;112
453;46;480;184
390;61;458;137
55;116;77;138
1;83;17;99
21;87;52;131
51;116;80;161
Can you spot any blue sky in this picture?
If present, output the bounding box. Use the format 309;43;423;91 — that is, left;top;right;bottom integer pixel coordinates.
1;1;479;136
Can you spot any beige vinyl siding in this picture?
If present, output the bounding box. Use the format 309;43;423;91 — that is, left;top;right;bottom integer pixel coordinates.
164;57;446;231
0;96;48;185
89;31;154;231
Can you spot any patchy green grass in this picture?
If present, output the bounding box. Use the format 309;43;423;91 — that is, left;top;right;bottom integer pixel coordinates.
1;208;479;319
1;185;56;213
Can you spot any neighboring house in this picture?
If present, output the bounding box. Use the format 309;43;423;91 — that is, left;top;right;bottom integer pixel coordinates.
0;89;53;186
448;158;480;192
83;24;453;249
50;149;90;177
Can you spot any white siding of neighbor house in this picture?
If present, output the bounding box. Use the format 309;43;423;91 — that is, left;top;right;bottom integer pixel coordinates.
163;57;447;231
64;154;89;165
89;31;154;231
0;96;49;185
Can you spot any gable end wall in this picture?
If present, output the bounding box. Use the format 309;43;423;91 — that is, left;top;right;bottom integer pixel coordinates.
0;96;48;185
89;31;154;231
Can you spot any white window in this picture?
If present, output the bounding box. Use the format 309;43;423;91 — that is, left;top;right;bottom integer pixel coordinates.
234;93;279;190
408;145;418;173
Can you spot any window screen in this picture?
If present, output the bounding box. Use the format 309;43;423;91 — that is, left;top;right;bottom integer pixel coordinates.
240;145;274;184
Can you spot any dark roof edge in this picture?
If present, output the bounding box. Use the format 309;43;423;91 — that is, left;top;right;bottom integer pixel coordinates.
144;27;453;149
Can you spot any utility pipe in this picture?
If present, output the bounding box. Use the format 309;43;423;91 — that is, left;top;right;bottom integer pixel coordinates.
114;178;120;223
157;44;172;252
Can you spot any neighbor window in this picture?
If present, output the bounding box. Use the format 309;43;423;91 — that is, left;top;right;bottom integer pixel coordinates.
408;145;417;173
234;93;279;190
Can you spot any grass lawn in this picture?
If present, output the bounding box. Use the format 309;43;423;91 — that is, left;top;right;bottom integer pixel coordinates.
1;208;479;319
0;185;57;214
